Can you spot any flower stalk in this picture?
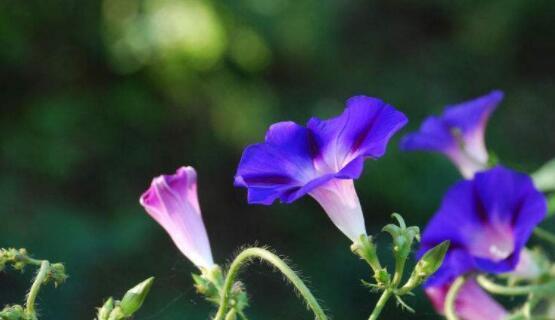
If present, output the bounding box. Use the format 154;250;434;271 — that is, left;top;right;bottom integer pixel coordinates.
25;260;50;318
213;247;328;320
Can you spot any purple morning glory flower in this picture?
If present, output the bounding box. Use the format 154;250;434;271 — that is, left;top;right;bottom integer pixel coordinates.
426;279;508;320
234;96;408;241
419;166;547;287
400;90;503;178
140;166;214;269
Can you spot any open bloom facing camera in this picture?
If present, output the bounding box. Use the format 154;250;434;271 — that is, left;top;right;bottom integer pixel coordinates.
418;166;547;320
419;166;546;287
140;166;214;269
400;90;503;178
235;96;407;241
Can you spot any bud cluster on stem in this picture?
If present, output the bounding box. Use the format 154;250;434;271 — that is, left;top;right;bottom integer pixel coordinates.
0;248;68;320
96;277;155;320
350;214;449;320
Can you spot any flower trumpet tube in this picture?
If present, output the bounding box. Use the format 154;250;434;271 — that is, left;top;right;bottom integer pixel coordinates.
235;95;408;242
400;90;503;178
140;166;214;269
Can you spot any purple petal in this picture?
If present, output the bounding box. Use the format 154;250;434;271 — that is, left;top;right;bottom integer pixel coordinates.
234;121;320;204
307;96;408;174
442;90;503;134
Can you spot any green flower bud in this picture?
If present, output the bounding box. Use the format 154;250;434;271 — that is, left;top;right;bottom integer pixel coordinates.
224;309;237;320
383;213;420;262
417;240;450;276
396;241;450;296
96;297;114;320
48;263;68;287
119;277;154;316
0;304;25;320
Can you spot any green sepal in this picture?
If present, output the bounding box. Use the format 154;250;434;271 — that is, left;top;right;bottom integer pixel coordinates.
96;298;114;320
383;213;420;263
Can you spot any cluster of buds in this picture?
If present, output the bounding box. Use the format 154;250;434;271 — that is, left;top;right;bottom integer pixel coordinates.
1;249;33;272
0;305;25;320
192;266;248;320
351;214;449;311
96;277;154;320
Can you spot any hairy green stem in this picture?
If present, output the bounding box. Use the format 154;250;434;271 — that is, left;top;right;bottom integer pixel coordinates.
213;247;327;320
368;289;392;320
445;276;466;320
476;275;555;296
533;228;555;246
25;260;50;316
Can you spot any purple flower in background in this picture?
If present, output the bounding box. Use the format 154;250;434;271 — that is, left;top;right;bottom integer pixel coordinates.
140;166;214;269
400;90;503;178
235;96;407;241
426;279;508;320
419;166;546;287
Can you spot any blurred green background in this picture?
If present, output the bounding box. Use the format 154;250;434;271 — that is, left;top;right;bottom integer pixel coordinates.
1;0;554;319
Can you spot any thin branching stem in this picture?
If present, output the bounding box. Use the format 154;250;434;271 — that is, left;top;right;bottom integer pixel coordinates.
368;289;392;320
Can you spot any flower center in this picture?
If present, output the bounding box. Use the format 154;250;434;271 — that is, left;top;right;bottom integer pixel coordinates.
470;224;514;262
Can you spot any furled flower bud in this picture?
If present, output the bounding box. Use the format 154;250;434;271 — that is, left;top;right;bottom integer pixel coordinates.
0;305;25;320
96;298;114;320
140;166;214;269
119;277;155;316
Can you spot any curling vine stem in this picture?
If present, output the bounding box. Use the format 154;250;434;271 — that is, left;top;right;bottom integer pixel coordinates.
533;227;555;246
476;275;555;296
213;247;327;320
445;276;466;320
25;260;50;316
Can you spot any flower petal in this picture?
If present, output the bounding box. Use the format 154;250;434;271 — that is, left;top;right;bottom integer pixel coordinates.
401;90;503;178
426;278;508;320
234;121;320;204
308;96;407;174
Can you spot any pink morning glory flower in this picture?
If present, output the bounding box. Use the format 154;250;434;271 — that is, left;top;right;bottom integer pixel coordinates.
234;96;408;241
426;278;509;320
400;90;503;178
140;166;214;269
